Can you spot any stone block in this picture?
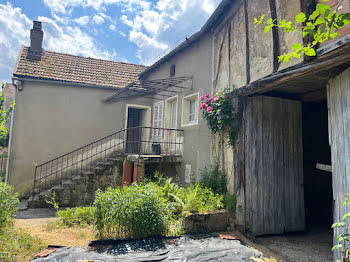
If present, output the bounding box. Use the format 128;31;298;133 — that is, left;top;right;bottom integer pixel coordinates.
183;210;230;234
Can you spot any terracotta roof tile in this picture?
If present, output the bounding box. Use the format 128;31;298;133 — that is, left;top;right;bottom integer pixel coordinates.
13;46;147;89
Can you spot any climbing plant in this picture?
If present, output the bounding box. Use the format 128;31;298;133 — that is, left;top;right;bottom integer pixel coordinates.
200;87;239;147
255;0;350;63
332;194;350;262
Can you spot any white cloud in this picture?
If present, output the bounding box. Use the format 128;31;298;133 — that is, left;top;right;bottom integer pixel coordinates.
0;2;118;83
39;16;116;59
74;16;90;26
109;24;116;31
92;15;104;25
119;30;126;37
0;2;31;82
120;0;221;64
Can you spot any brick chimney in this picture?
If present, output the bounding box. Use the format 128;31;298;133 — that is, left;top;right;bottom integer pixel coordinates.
30;21;43;53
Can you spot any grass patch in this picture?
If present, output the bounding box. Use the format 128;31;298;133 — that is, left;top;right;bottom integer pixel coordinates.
0;226;44;262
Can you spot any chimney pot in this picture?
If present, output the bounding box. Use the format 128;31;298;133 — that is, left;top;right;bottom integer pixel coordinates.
30;20;43;53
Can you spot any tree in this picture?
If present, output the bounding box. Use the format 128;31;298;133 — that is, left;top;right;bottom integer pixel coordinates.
255;0;350;63
0;82;15;148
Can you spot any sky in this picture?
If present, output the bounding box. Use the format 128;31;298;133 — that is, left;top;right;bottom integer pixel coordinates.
0;0;221;84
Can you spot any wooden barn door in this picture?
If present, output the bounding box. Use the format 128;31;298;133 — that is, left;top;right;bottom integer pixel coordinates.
244;96;305;235
327;68;350;261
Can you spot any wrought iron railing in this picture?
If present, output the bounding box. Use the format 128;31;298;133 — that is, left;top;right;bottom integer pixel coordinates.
33;127;184;193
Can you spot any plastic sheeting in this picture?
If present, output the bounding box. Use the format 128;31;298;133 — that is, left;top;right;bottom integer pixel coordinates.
32;236;265;262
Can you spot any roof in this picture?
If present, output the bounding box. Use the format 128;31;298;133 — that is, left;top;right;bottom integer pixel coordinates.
139;0;234;79
13;46;147;89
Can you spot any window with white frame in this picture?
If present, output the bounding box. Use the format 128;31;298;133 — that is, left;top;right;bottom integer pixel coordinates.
153;101;163;137
182;93;199;126
165;96;178;129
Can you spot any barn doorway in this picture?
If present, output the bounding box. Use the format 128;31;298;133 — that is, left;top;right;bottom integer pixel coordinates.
302;100;333;232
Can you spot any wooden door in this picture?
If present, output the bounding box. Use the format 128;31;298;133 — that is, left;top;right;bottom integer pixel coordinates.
244;96;304;235
327;68;350;261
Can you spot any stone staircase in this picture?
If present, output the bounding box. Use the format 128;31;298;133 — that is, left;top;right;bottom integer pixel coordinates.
27;157;123;208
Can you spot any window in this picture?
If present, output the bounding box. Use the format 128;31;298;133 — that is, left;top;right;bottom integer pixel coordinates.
181;93;199;127
189;99;196;123
153;101;163;137
171;101;177;128
170;64;175;77
165;96;178;129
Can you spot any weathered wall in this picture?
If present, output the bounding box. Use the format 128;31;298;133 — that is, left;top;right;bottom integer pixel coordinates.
143;32;213;183
212;0;304;199
9;81;152;195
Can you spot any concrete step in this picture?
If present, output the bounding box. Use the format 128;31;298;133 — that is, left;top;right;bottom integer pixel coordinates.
92;166;103;171
108;157;123;162
51;185;63;190
39;190;50;197
99;162;114;166
72;175;82;180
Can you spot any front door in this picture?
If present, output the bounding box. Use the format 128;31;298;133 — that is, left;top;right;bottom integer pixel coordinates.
243;96;305;235
126;108;143;154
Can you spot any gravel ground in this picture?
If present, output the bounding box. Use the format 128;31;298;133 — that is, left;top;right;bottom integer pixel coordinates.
251;226;333;262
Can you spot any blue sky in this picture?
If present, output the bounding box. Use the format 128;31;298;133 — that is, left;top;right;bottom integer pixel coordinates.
0;0;221;84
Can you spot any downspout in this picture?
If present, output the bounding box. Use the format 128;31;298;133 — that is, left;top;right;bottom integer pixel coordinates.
5;78;18;184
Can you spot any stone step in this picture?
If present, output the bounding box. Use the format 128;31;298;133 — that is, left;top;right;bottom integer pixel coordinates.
18;199;28;211
108;157;122;162
39;190;50;197
92;166;103;171
72;175;82;180
62;180;73;189
80;170;94;175
51;185;63;191
99;162;114;166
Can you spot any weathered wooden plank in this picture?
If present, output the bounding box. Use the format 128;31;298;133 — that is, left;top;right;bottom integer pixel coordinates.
327;67;350;261
316;163;332;173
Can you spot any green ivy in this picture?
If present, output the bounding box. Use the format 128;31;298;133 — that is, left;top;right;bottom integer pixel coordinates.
200;87;239;147
332;193;350;261
0;82;15;147
255;0;350;63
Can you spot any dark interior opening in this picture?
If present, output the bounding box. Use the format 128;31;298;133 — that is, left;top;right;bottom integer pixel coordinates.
302;100;333;230
126;108;143;154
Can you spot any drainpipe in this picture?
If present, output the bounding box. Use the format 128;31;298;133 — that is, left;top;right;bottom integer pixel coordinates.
5;78;18;184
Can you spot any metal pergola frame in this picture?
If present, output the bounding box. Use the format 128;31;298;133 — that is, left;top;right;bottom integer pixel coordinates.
103;76;193;102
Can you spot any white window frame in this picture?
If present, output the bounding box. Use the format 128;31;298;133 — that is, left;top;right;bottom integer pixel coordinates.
181;93;199;127
165;95;178;129
153;101;164;138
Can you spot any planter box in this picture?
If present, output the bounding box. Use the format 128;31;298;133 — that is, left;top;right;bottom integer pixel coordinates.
183;210;229;234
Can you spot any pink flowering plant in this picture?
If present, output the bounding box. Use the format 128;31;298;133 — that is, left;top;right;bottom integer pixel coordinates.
200;87;239;147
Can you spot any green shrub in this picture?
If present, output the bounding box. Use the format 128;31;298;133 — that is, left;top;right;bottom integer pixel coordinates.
223;193;237;213
94;184;167;239
199;165;227;195
0;226;44;261
56;206;94;227
0;182;19;229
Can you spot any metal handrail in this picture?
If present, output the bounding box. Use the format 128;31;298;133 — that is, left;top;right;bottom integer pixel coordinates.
33;127;184;194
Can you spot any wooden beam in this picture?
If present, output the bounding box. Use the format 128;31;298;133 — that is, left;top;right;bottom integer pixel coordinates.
301;88;327;102
316;163;332;173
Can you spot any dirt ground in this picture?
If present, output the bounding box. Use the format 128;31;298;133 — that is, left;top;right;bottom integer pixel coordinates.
15;209;95;248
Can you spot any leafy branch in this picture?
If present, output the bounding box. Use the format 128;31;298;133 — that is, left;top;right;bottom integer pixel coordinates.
254;0;350;63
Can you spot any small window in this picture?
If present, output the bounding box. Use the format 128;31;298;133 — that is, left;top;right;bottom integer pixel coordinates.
189;99;196;122
181;93;199;127
170;64;175;77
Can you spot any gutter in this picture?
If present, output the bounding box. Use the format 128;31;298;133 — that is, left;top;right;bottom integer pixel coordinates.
5;77;17;184
13;75;123;91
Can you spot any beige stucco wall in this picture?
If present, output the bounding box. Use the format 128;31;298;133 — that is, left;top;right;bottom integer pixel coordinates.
9;80;152;195
143;32;213;183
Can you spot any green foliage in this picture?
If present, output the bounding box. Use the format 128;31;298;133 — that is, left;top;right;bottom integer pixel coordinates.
223;193;237;213
332;193;350;261
93;175;226;239
199;165;227;195
0;82;15;148
94;184;168;239
56;206;94;227
0;226;44;261
200;87;239;147
0;182;19;229
44;190;59;210
254;0;350;63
